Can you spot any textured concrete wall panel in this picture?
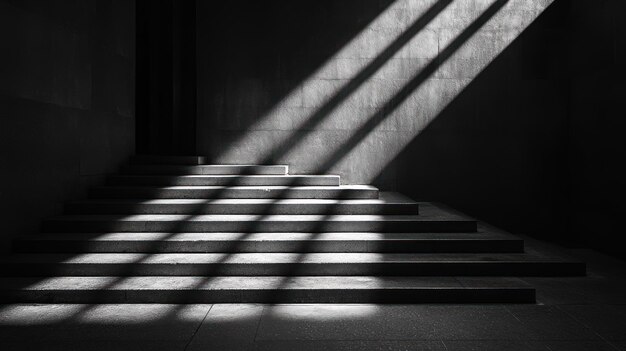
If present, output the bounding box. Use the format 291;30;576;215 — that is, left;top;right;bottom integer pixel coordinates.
0;0;135;252
197;0;554;185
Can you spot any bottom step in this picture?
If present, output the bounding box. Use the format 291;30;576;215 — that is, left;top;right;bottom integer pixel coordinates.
0;276;534;303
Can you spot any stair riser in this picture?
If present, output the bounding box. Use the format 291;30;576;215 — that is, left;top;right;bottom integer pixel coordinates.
0;289;535;303
65;203;418;215
12;240;524;253
42;221;478;233
121;165;287;175
131;155;208;165
108;176;340;186
0;262;586;276
90;188;379;199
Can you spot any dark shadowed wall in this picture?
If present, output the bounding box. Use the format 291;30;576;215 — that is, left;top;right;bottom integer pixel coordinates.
392;0;572;245
567;0;626;258
136;0;196;155
389;0;626;256
0;0;135;252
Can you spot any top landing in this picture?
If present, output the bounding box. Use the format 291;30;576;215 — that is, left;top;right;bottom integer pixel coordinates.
129;156;288;175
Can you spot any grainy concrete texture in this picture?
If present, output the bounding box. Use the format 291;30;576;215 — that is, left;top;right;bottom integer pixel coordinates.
196;0;626;256
1;0;625;289
197;0;554;185
0;0;136;252
0;241;624;350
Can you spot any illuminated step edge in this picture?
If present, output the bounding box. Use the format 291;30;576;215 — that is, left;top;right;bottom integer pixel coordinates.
89;185;379;199
41;214;477;233
131;155;211;165
108;174;341;186
65;199;418;215
0;253;585;276
121;164;289;175
0;276;536;303
13;232;524;253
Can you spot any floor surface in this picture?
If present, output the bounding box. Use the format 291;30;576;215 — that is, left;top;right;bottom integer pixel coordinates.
1;236;625;351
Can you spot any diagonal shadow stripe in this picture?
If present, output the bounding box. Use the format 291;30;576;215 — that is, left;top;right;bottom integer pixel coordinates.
249;0;454;165
314;0;510;175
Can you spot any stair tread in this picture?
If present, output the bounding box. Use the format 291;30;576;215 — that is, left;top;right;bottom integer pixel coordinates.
18;232;520;242
2;155;582;303
125;164;289;167
51;201;467;222
72;192;418;206
110;175;338;179
45;214;469;222
109;174;340;185
2;252;581;264
67;195;417;215
89;184;379;200
121;164;289;175
69;198;411;205
130;164;288;166
107;174;341;186
93;185;376;190
0;276;532;290
131;155;208;164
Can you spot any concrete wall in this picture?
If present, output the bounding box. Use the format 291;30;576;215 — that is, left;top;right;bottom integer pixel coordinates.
0;0;135;252
568;0;626;258
393;0;626;255
392;0;571;244
196;0;600;248
196;0;554;186
196;0;393;180
0;0;612;256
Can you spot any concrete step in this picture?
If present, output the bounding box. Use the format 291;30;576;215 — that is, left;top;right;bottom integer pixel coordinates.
0;276;536;303
107;174;341;186
0;253;585;276
42;214;477;233
65;199;418;215
13;232;524;253
121;164;288;175
89;185;379;199
131;155;209;165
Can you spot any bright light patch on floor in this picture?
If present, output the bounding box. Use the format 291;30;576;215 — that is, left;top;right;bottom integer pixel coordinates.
0;304;84;325
266;304;381;320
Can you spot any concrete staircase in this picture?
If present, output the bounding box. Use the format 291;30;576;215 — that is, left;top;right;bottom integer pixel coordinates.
0;156;585;303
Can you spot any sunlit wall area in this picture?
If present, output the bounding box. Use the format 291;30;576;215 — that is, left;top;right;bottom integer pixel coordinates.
393;0;626;253
196;0;554;185
393;0;571;244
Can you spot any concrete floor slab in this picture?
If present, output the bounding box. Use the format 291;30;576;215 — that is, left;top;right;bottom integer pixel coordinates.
542;340;619;351
557;305;626;341
0;340;188;351
255;304;528;341
1;256;625;351
442;340;547;351
186;304;263;351
253;340;446;351
0;304;211;342
505;305;601;341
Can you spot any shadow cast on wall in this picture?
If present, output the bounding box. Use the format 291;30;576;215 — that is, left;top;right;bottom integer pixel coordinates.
197;0;394;148
196;0;586;250
197;0;556;186
196;0;624;255
383;0;572;245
